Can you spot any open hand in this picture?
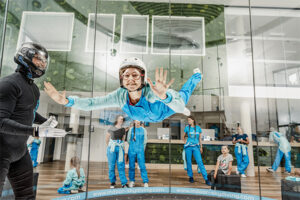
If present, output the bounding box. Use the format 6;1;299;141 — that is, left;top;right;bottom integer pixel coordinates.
147;68;174;100
44;82;68;105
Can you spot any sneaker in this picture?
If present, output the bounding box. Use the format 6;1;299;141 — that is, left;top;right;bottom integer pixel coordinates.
284;171;291;175
193;68;201;74
144;183;149;187
266;168;275;173
183;107;191;116
125;164;129;168
129;181;135;188
71;190;78;194
189;177;194;183
110;182;116;189
78;186;86;192
241;174;247;178
205;180;212;186
122;184;129;188
236;168;239;175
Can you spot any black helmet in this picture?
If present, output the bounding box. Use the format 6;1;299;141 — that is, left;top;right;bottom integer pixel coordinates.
14;42;49;78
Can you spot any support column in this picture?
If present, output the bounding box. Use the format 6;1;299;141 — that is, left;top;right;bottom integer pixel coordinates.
240;101;255;177
64;107;80;171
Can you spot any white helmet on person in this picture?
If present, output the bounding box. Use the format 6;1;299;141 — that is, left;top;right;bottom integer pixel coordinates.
119;57;147;90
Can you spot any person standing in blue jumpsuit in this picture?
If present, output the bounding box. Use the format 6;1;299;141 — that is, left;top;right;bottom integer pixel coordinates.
44;57;202;123
105;115;128;188
27;137;41;168
232;127;249;178
182;116;211;185
267;127;291;174
127;120;149;188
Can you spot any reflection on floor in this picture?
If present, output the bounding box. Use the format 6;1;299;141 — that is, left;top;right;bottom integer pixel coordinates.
36;161;287;200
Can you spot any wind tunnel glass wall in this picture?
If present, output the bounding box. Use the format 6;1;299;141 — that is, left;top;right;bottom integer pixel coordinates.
0;0;97;199
0;0;300;200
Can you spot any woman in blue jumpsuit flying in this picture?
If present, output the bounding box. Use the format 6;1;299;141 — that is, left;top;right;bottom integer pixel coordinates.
44;57;202;123
127;120;148;188
182;116;211;185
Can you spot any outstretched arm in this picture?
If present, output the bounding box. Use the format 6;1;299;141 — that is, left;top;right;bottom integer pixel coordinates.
44;82;123;111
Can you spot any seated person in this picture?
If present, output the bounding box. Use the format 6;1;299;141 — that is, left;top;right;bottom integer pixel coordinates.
58;157;85;194
211;145;233;187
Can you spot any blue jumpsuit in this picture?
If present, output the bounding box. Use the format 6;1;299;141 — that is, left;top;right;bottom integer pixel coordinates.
65;73;202;123
107;140;127;185
233;134;249;175
127;126;148;183
269;131;291;173
28;138;41;168
183;125;208;180
58;168;85;194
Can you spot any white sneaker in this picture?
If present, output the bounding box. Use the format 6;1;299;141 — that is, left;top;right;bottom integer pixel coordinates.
125;164;129;168
236;168;239;175
110;183;116;189
193;68;201;74
129;181;135;188
284;171;291;175
183;107;191;116
241;174;247;178
266;168;275;173
144;183;149;187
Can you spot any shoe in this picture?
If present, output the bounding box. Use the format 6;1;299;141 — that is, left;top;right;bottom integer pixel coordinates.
189;177;194;183
284;171;291;175
129;181;135;188
266;168;275;173
183;107;191;116
122;184;129;188
205;180;212;186
236;168;239;175
110;182;116;189
78;186;86;192
193;68;201;74
241;174;247;178
71;190;78;194
125;164;129;168
144;183;149;187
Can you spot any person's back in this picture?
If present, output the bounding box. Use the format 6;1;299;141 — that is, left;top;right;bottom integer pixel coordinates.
270;131;291;153
64;168;85;188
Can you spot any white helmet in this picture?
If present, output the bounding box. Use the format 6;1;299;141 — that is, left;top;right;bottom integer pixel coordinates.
119;57;147;90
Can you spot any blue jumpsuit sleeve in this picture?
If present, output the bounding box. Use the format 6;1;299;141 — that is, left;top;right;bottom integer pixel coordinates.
79;168;86;185
197;126;202;133
63;170;74;186
184;126;188;134
65;88;126;111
